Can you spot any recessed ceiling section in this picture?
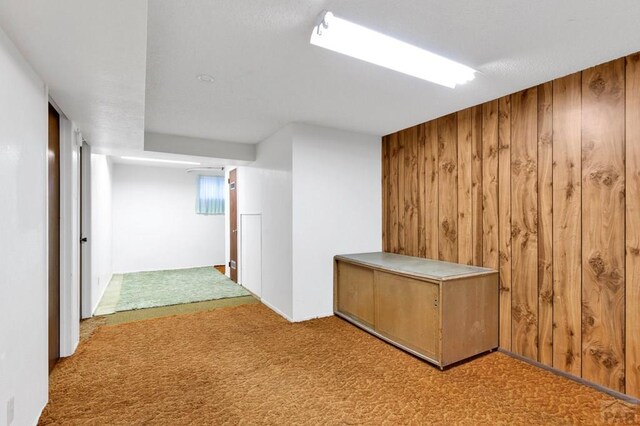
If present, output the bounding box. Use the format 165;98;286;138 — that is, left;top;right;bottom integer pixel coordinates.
144;132;255;164
145;0;640;144
111;149;241;171
0;0;148;151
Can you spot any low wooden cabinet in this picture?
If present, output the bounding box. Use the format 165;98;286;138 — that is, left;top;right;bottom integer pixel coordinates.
334;252;498;368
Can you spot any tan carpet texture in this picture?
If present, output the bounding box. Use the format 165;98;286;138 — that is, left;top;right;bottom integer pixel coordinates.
41;304;639;425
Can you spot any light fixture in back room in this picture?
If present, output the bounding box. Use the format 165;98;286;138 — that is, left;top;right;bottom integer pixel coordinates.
310;10;476;88
196;74;215;83
186;166;225;175
120;156;201;165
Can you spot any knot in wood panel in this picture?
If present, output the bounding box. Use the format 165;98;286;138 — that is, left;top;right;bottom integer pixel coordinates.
588;74;606;96
441;219;457;242
588;253;606;276
441;161;456;173
539;290;553;305
512;159;522;175
582;305;597;331
588;167;620;187
565;181;576;199
512;304;537;326
488;145;498;158
565;349;577;368
588;344;621;370
586;253;623;291
511;223;522;239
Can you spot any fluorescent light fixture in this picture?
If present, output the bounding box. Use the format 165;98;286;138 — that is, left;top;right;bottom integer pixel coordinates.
120;156;201;165
310;11;476;88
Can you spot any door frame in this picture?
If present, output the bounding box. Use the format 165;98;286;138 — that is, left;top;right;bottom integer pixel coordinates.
80;142;92;318
229;168;238;282
51;98;84;358
48;103;61;372
58;111;82;357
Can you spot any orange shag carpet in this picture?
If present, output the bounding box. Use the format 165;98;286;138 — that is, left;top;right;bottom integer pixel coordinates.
40;304;638;425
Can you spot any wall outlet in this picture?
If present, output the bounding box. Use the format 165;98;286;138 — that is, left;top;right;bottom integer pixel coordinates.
6;396;14;425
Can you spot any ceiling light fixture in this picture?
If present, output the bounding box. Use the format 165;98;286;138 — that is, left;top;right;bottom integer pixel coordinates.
310;10;476;88
196;74;215;83
186;166;225;174
120;156;201;165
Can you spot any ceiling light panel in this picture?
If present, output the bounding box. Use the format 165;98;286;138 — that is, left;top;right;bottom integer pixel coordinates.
310;11;475;88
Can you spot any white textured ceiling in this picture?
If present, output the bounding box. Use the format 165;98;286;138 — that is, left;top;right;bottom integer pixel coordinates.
145;0;640;144
0;0;147;150
2;1;640;153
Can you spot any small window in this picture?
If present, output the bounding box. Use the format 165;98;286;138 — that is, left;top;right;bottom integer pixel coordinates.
196;175;225;215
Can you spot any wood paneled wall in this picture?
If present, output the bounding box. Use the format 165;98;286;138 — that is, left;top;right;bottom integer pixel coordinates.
382;53;640;398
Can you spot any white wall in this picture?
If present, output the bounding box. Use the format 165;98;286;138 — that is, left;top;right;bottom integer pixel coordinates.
0;25;49;426
112;164;226;273
90;154;113;313
240;214;262;297
233;124;381;322
236;125;293;319
59;116;81;356
291;124;381;321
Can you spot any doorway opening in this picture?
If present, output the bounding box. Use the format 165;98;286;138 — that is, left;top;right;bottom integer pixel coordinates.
91;161;255;322
48;103;61;373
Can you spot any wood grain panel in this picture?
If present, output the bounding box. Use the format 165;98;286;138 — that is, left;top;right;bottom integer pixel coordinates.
388;133;399;253
482;100;499;270
581;59;626;392
417;124;427;258
381;51;640;397
626;53;640;399
382;136;389;252
471;106;483;266
438;114;458;262
397;131;406;254
404;127;419;256
457;108;473;265
537;82;554;366
425;121;439;259
510;88;538;360
552;72;582;376
498;95;512;350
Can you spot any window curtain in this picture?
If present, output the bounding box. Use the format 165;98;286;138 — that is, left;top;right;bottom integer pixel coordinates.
196;175;225;215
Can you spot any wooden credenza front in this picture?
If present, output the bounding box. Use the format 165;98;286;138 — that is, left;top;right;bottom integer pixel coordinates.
334;252;498;368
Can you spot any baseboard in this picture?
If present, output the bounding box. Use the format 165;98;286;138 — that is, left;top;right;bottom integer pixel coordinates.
499;349;640;405
291;310;333;323
91;272;113;316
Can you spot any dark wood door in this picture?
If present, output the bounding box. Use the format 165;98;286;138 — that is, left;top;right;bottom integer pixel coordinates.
229;169;238;282
48;104;61;373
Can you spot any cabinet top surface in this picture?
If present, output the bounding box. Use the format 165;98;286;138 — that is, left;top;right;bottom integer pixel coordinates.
335;252;496;281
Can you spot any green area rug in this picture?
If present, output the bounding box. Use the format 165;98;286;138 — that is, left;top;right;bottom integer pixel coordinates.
111;267;250;312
